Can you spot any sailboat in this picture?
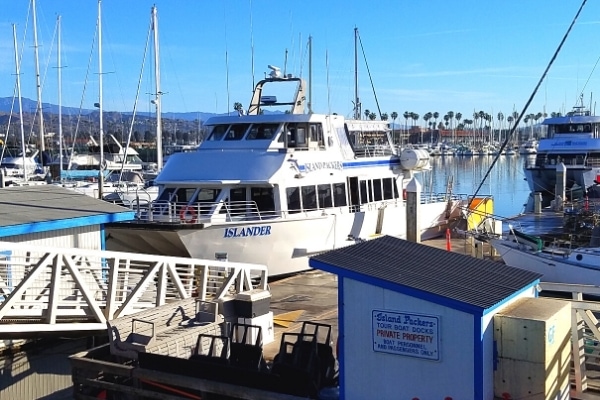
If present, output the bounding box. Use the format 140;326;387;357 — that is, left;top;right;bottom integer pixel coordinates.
0;21;46;186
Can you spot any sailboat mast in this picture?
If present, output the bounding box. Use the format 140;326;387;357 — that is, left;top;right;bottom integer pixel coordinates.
98;0;104;198
308;35;312;114
353;27;360;120
57;15;63;182
12;24;28;182
152;5;163;171
32;0;46;165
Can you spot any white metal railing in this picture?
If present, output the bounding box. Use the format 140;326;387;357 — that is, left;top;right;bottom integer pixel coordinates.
137;200;270;224
539;282;600;397
0;241;267;334
130;194;467;225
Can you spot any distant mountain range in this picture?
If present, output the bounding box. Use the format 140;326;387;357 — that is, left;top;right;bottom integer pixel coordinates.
0;96;219;122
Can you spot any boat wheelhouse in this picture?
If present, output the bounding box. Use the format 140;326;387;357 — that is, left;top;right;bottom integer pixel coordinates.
105;75;462;277
524;102;600;206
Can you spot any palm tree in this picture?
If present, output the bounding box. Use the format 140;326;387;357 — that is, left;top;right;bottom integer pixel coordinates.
391;111;398;143
423;112;432;144
369;112;376;121
381;112;388;121
497;112;504;143
233;102;244;115
364;109;371;120
403;111;410;144
455;112;462;143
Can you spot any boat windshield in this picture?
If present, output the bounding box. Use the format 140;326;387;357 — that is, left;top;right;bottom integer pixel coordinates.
246;124;279;140
206;124;250;141
551;124;592;134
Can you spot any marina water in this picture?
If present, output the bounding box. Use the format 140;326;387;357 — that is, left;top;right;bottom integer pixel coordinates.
420;155;532;219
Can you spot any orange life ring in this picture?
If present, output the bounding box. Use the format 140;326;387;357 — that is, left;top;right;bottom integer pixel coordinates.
179;205;197;223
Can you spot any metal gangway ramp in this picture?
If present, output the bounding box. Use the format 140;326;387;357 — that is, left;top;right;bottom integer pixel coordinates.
0;241;268;336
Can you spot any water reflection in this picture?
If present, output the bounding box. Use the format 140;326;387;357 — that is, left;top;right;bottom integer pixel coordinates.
418;155;531;218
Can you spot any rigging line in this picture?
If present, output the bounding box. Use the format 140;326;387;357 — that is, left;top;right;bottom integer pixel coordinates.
579;54;600;99
119;14;152;183
68;16;98;170
468;0;588;210
357;31;382;118
2;31;22;163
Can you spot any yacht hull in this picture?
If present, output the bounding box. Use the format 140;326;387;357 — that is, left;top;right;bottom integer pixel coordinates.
107;201;459;277
490;238;600;286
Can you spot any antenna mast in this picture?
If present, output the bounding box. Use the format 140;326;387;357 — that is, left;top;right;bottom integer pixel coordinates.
152;5;163;171
308;35;312;114
98;0;104;198
32;0;46;165
13;24;28;182
354;27;360;120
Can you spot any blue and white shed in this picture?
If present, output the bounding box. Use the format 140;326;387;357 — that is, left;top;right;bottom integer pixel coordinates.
0;185;134;249
309;235;542;400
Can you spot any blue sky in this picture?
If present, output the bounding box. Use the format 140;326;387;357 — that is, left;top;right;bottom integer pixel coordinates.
1;0;599;123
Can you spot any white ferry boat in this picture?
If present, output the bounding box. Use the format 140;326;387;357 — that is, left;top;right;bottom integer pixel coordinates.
524;100;600;205
105;73;464;277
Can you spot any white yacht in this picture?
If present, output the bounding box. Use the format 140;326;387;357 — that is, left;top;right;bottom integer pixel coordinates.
523;100;600;205
519;139;538;155
53;134;145;181
105;74;464;277
0;147;45;181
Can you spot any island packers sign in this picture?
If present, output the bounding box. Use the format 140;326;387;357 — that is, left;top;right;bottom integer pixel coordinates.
372;310;440;361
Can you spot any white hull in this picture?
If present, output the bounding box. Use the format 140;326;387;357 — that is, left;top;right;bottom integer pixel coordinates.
490;238;600;286
107;200;459;277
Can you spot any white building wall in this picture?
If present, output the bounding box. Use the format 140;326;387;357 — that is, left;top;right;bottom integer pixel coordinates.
2;225;102;250
342;277;475;400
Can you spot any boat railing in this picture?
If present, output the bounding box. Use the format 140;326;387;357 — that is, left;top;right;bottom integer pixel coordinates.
420;192;467;205
136;200;274;224
586;156;600;167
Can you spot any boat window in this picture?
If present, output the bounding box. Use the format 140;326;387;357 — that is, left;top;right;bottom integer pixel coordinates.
230;187;247;202
207;125;229;141
372;179;382;201
296;127;307;148
246;124;279;140
318;184;333;208
301;186;317;210
286;187;302;214
195;188;221;215
310;123;324;147
221;188;248;216
196;188;221;202
359;180;369;204
224;124;249;140
382;178;394;200
347;177;360;211
283;123;309;148
333;183;347;206
160;187;197;203
251;187;275;214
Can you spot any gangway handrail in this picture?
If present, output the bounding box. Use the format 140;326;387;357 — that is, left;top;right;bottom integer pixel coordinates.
0;241;268;336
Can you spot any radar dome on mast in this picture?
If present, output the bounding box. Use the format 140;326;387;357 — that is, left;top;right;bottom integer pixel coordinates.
268;65;282;78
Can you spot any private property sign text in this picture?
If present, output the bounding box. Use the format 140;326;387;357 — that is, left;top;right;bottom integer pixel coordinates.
372;310;440;361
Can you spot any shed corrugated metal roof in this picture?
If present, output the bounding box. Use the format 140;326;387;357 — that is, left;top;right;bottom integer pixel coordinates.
309;235;542;310
0;185;133;229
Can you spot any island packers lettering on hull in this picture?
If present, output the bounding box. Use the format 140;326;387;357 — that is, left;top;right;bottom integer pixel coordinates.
223;226;272;238
372;310;440;361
